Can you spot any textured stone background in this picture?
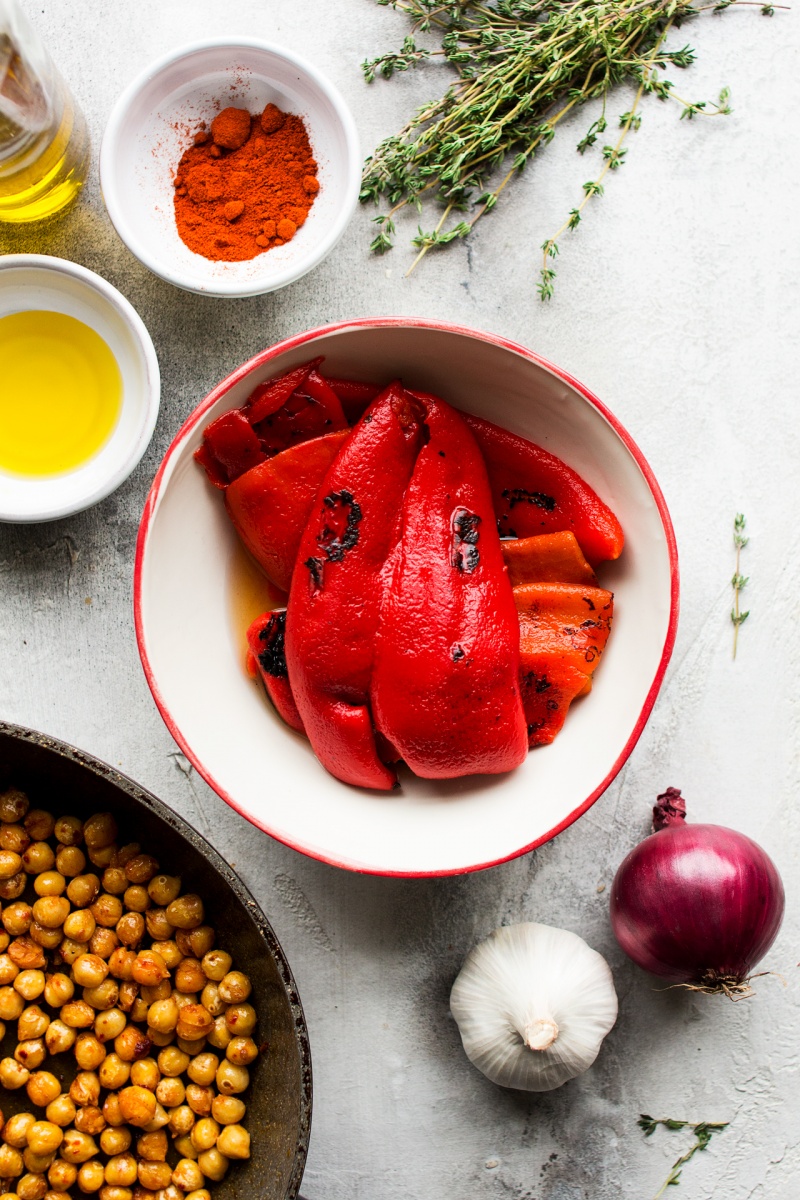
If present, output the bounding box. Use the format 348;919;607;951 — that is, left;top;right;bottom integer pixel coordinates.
1;1;799;1196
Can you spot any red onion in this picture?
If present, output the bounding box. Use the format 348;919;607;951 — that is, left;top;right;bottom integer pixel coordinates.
610;788;785;997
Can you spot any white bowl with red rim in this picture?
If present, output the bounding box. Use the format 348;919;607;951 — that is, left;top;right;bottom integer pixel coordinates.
135;319;679;876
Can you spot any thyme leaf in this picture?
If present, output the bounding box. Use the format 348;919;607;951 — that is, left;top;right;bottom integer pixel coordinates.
361;0;782;296
731;512;749;658
639;1114;729;1197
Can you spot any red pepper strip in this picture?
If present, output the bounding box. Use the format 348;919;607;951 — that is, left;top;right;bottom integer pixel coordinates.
285;382;424;790
244;358;323;425
462;413;624;566
246;611;306;735
252;374;349;458
371;393;528;779
225;429;351;592
193;442;228;490
196;410;266;486
325;377;382;423
518;653;590;747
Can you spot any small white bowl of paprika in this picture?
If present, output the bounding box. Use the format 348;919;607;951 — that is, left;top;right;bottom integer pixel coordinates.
100;39;360;298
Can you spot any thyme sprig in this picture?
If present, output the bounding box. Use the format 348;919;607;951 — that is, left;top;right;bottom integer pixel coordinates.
361;0;779;296
731;512;749;658
639;1114;729;1197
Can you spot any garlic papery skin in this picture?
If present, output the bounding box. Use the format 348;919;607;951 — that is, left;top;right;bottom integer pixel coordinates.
450;922;618;1091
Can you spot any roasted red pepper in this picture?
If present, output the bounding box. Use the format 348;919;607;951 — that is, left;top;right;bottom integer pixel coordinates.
325;376;382;423
284;383;424;790
225;429;350;592
371;394;527;778
251;368;348;456
244;359;322;424
194;409;266;488
246;611;305;734
462;413;624;566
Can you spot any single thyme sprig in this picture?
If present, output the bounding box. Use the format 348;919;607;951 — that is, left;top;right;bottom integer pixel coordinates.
361;0;780;296
731;512;749;658
639;1114;729;1197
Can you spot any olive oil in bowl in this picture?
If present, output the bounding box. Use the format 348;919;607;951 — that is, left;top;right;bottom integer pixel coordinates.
0;310;122;475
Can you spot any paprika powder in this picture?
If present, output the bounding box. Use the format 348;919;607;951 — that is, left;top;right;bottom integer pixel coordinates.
173;101;320;262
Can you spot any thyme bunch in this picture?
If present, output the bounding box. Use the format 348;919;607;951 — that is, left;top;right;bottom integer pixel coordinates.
731;512;749;657
361;0;778;297
638;1114;729;1196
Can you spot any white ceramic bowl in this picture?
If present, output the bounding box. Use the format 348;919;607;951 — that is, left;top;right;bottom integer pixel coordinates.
135;320;679;876
100;39;360;297
0;255;160;523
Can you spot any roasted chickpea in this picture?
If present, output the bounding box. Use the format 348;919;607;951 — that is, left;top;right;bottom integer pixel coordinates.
0;822;30;853
147;1031;174;1049
75;1034;107;1071
0;788;28;823
189;1119;218;1153
60;1000;94;1029
98;1188;132;1200
184;1086;213;1117
0;956;19;986
83;980;119;1011
117;1088;156;1130
98;1129;130;1157
200;952;231;984
186;1055;218;1088
0;873;27;901
101;1095;124;1129
141;1103;168;1134
171;1161;203;1193
59;1131;98;1165
176;927;214;960
73;955;108;989
16;1174;46;1200
24;811;54;841
135;1132;167;1164
55;940;82;967
128;1060;159;1091
45;1187;72;1200
185;1190;210;1200
44;1021;75;1057
155;1078;184;1109
89;897;123;931
135;1163;170;1193
216;1125;249;1161
114;1027;151;1064
117;983;139;1014
148;942;181;971
44;1096;76;1129
87;846;116;871
27;926;61;952
98;1054;130;1091
167;1108;194;1138
173;1136;197;1161
103;1156;137;1188
225;1037;257;1067
48;1159;77;1190
13;971;45;1001
165;897;203;932
196;1149;228;1183
146;1000;177;1035
3;905;32;938
198;985;225;1019
94;1008;126;1043
223;1004;255;1038
147;876;181;907
206;1017;231;1052
43;974;73;1009
129;999;149;1026
89;929;119;961
111;846;140;870
54;847;85;879
144;912;173;943
173;961;203;994
210;1096;244;1126
26;1071;61;1107
124;857;159;886
54;816;83;846
62;912;95;944
30;900;68;932
83;815;117;851
0;852;23;880
175;1007;213;1043
156;1046;189;1078
73;1109;105;1138
66;876;100;909
18;1005;49;1039
101;871;127;897
76;1161;104;1194
14;1040;45;1070
107;950;135;982
0;1144;24;1178
70;1072;101;1107
131;952;168;989
21;845;54;876
0;1058;29;1090
3;1112;36;1146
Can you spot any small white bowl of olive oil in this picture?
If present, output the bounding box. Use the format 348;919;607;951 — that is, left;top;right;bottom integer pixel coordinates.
0;255;160;522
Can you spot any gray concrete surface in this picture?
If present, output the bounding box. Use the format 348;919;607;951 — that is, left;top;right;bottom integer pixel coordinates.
2;2;799;1196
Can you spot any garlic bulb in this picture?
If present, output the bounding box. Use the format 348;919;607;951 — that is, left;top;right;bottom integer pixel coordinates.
450;922;618;1091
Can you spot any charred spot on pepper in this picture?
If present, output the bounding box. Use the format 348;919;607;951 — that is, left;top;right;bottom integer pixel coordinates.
582;596;596;611
502;487;557;513
257;611;288;678
305;556;325;591
451;507;481;573
316;490;363;562
451;645;466;662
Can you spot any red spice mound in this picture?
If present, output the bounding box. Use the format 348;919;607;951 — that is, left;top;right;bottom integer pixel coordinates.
173;102;320;263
